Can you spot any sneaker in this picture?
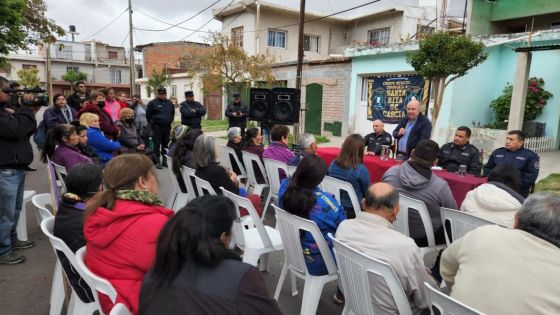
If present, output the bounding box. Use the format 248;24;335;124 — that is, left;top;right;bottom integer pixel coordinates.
0;252;25;265
333;289;345;304
12;240;35;250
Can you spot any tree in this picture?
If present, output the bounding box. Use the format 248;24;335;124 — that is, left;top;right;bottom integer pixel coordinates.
146;69;170;98
0;0;65;67
16;68;40;88
406;32;487;130
62;70;88;84
181;32;275;95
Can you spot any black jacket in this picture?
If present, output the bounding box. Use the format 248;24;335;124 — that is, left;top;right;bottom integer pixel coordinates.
180;100;206;129
226;140;245;176
364;130;393;155
146;98;175;125
438;142;482;175
67;92;89;112
392;113;432;155
484;147;539;197
225;102;249;128
0;107;36;169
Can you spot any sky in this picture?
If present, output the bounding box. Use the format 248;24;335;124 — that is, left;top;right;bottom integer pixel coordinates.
44;0;466;48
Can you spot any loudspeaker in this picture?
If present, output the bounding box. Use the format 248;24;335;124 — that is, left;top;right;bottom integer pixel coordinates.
271;88;300;124
249;88;270;121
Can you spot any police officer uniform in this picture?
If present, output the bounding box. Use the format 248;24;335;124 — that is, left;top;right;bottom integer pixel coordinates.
225;93;248;135
364;130;392;155
438;142;482;175
179;91;206;129
146;87;175;168
484;147;540;197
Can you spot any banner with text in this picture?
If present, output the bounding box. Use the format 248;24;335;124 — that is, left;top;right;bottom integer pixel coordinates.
367;74;429;124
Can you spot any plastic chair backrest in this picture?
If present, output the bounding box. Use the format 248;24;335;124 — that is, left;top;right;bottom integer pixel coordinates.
110;303;132;315
75;247;118;304
51;161;68;193
221;188;272;248
242;151;269;186
46;156;61;206
165;155;181;193
222;145;247;176
180;166;198;201
440;207;500;245
394;194;435;248
331;236;413;315
194;175;217;196
287;165;297;178
32;193;54;220
321;176;361;213
424;282;483;315
273;205;337;276
263;158;288;195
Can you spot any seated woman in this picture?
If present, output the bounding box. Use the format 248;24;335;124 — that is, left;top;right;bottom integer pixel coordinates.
327;134;371;219
226;127;245;176
43;94;77;130
71;122;100;165
167;124;188;157
461;164;525;227
77;91;120;140
139;196;282;315
80;113;121;166
242;127;265;184
84;154;174;314
278;154;346;275
171;129;203;193
193;135;262;217
116;108;145;153
53;163;103;304
40;124;92;171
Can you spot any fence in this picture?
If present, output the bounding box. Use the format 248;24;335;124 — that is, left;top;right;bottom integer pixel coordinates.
525;136;556;153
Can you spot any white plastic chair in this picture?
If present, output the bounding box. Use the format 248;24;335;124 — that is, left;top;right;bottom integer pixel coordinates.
15;190;36;241
287;165;297;177
440;207;503;246
221;145;248;183
273;205;338;315
181;166;198;200
41;217;98;315
241;151;270;197
221;188;283;271
424;282;484;315
51;161;68;194
194;175;218;196
321;176;362;217
109;303;131;315
263;158;289;219
75;247;118;314
32;193;54;224
331;236;413;315
164;155;190;211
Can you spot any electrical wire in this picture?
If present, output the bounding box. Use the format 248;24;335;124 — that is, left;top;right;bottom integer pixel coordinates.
133;8;211;33
182;0;236;40
81;8;128;40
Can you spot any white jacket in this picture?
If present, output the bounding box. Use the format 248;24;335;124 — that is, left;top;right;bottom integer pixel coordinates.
460;183;522;227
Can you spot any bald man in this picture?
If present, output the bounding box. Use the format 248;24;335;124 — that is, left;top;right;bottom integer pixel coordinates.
364;119;392;156
392;99;432;159
336;182;437;314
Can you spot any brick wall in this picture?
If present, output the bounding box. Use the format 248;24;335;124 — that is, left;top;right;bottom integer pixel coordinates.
141;42;212;77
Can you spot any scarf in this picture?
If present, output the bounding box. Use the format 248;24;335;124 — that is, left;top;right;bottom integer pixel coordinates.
115;190;163;206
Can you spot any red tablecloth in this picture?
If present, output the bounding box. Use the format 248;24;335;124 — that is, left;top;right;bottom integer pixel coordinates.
317;147;487;207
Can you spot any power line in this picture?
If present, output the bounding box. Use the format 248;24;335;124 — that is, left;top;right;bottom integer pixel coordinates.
81;8;128;40
182;0;236;40
133;8;212;33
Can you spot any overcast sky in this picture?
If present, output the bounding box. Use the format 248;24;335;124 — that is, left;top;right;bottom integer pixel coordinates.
44;0;465;47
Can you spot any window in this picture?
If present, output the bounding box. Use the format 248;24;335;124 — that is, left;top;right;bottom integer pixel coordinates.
361;77;369;102
110;69;122;84
22;64;37;70
368;27;390;46
268;30;286;48
231;26;244;47
66;66;79;73
304;35;320;53
171;85;177;97
108;51;118;59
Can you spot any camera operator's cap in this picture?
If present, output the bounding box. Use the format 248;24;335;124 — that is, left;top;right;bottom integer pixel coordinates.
233;92;240;97
185;91;194;97
157;87;167;94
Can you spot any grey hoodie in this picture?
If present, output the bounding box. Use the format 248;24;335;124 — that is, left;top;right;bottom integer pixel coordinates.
382;162;457;241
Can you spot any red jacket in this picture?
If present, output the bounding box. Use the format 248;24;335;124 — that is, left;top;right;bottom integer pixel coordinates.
78;102;120;140
84;199;173;314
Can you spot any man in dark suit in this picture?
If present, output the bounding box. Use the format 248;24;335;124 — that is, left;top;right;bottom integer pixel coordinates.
392;99;431;159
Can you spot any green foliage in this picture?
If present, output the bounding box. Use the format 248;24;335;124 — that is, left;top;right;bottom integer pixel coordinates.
536;173;560;193
16;68;40;88
61;70;87;84
146;69;170;98
0;0;65;67
490;77;553;128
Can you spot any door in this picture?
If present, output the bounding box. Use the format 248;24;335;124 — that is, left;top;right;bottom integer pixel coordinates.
305;83;323;134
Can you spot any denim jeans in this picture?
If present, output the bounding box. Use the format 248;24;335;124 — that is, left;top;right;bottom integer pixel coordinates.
0;169;25;256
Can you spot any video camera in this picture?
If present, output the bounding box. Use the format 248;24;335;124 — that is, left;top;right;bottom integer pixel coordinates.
1;82;49;108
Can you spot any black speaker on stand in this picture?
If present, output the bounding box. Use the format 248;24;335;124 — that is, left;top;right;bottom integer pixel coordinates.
249;88;271;122
271;88;300;124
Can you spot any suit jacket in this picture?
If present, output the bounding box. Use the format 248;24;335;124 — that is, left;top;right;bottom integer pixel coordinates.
392;114;431;155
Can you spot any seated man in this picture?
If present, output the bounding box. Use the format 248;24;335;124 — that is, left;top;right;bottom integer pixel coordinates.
441;192;560;315
438;126;481;174
382;139;457;246
484;130;539;197
289;133;317;166
336;183;437;314
364;119;392;156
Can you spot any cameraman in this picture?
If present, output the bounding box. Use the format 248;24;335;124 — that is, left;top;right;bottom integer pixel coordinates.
0;76;40;265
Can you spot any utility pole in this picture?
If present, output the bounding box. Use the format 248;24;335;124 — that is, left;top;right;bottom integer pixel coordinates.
294;0;305;144
128;0;136;95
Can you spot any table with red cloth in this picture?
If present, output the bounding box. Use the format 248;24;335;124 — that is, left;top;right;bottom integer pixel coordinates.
317;147;487;207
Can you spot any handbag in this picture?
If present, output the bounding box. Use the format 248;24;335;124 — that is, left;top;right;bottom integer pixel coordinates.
33;120;47;150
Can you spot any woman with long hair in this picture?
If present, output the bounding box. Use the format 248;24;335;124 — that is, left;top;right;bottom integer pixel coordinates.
40;124;92;171
43;94;77;130
278;154;346;276
327;134;371;218
171;129;203;193
77;91;119;140
242;127;265;183
70;122;100;164
139;195;282;314
84;154;173;314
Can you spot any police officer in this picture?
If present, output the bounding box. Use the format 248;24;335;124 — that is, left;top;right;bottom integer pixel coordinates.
146;86;175;169
180;91;206;129
225;92;248;136
438;126;482;175
364;119;392;156
484;130;539;197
